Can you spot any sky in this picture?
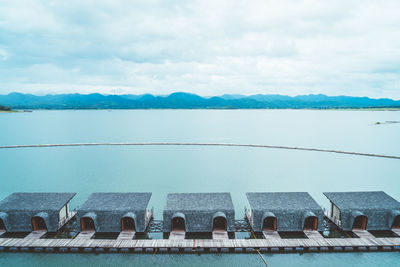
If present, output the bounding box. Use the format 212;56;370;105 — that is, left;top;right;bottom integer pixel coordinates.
0;0;399;98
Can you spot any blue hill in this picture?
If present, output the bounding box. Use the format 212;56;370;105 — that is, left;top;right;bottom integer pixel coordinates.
0;92;399;109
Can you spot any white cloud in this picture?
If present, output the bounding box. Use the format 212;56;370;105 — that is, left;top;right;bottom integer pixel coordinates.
0;0;399;98
0;48;8;61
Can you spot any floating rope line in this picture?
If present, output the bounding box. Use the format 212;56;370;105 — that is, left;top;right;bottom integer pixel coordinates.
256;249;269;267
0;142;399;160
250;226;269;267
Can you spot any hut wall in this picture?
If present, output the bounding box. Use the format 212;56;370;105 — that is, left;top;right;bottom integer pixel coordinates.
59;204;68;221
163;209;235;232
77;210;147;232
340;209;393;231
332;204;341;220
3;210;60;232
251;208;324;232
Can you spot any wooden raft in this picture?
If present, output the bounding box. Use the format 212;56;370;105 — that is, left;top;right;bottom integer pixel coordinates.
304;230;325;239
169;230;185;240
1;236;399;253
75;231;95;240
117;231;136;240
352;230;376;239
212;230;229;240
392;229;400;237
262;230;281;239
24;231;47;239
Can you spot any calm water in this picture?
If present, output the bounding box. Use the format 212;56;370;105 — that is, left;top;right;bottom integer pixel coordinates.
0;110;399;266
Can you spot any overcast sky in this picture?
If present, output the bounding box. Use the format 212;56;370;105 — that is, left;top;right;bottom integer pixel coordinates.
0;0;399;98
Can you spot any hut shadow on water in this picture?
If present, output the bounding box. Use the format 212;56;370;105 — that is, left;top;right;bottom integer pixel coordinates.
368;230;399;238
321;229;358;238
0;232;30;238
278;232;307;239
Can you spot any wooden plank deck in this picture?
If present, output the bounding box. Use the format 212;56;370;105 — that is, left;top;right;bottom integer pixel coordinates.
352;230;376;239
212;230;229;240
1;236;399;253
75;231;95;240
117;231;136;240
24;231;47;239
262;230;281;239
1;236;399;249
169;230;185;240
304;230;324;239
392;229;400;237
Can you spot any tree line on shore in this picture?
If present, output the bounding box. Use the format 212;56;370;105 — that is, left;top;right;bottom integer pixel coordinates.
0;105;11;111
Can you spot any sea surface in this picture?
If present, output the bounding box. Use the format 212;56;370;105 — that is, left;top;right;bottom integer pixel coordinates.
0;110;399;266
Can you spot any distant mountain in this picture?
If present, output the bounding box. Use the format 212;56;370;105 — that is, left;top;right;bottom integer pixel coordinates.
0;92;399;109
220;94;246;100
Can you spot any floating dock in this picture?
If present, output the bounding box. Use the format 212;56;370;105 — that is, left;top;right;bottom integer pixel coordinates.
1;190;400;254
1;236;400;253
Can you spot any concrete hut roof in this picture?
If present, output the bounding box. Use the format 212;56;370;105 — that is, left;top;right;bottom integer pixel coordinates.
164;193;234;211
323;191;400;211
246;192;322;211
0;192;76;212
79;193;152;211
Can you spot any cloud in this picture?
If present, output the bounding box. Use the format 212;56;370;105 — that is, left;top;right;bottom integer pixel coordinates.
0;48;8;61
0;0;399;98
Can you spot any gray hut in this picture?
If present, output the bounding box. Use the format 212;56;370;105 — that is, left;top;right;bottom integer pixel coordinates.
246;192;324;232
0;192;76;232
163;193;235;233
324;191;400;231
76;193;152;233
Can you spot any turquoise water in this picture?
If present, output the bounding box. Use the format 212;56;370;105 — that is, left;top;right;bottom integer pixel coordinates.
0;110;399;266
0;252;400;267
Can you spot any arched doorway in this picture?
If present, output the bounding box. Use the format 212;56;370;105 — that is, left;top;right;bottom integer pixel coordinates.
352;215;367;230
121;217;135;232
392;215;400;229
263;216;277;231
304;216;318;230
213;216;227;231
171;217;185;231
81;217;95;232
32;216;47;231
0;219;5;231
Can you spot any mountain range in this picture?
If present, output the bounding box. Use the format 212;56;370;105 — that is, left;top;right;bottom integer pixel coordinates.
0;92;399;109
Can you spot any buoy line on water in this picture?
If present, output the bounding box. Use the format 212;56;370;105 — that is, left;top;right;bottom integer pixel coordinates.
0;142;399;160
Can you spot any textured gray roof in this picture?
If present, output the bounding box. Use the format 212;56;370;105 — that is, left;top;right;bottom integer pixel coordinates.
79;193;151;211
0;192;76;211
246;192;322;210
165;193;234;211
323;191;400;210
